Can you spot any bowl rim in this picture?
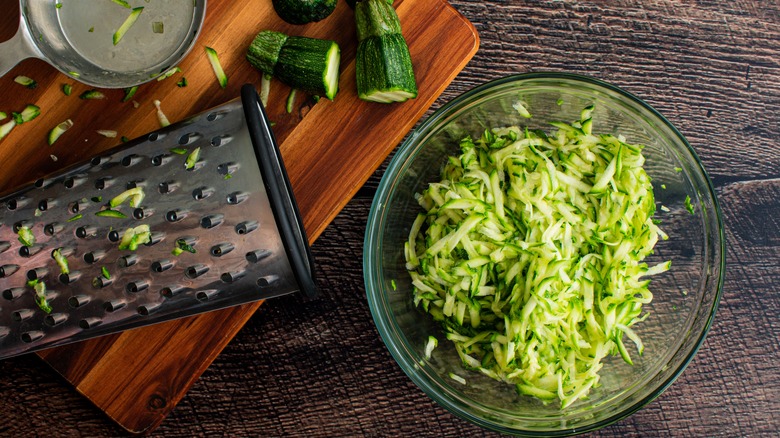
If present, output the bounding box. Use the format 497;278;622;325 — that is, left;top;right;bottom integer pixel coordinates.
364;71;726;436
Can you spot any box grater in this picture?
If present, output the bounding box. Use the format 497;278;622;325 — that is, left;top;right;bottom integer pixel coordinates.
0;84;317;359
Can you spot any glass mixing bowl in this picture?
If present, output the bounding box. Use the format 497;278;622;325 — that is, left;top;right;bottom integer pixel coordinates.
364;73;725;435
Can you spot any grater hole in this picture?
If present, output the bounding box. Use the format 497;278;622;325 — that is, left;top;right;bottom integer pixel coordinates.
21;331;44;343
91;156;107;166
3;287;25;300
151;260;174;273
192;187;214;200
79;318;102;329
257;275;279;287
133;207;152;220
126;281;149;293
211;135;232;147
121;154;142;167
7;198;19;210
217;162;239;176
127;179;146;189
13;309;35;322
148;132;159;141
185;264;209;279
165;209;187;222
196;289;219;301
236;221;259;235
104;299;126;312
159;181;179;194
0;264;20;278
246;249;271;263
151;154;170;166
63;176;85;189
227;192;249;205
69;295;90;308
95;177;113;190
76;226;97;239
206;111;227;122
221;271;245;283
92;276;113;289
44;223;63;236
13;221;31;233
200;214;224;229
84;250;105;264
118;255;138;268
0;241;10;253
211;243;234;257
178;132;201;145
19;245;43;257
59;271;81;284
69;200;87;213
0;327;9;339
145;232;165;247
138;303;161;316
34;178;45;188
38;198;52;211
161;285;185;298
44;313;68;327
27;268;48;281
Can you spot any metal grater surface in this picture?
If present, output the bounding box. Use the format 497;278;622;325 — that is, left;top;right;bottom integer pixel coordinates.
0;85;316;359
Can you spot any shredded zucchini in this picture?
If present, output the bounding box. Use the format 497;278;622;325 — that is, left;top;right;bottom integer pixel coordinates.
405;106;669;408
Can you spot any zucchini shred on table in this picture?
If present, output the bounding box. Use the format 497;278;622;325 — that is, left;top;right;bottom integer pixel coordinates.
404;105;670;408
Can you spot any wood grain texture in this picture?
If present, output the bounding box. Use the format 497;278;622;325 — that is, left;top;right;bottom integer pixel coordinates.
0;0;478;434
2;0;779;437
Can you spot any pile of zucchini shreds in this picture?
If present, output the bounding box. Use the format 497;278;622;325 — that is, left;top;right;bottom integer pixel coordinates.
405;105;670;408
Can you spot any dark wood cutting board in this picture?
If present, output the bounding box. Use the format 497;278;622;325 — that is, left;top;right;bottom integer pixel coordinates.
0;0;478;434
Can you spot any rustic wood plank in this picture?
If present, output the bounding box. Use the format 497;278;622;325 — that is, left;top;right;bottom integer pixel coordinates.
1;0;779;436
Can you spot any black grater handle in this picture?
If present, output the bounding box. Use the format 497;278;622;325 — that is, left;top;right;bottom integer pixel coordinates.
241;84;318;299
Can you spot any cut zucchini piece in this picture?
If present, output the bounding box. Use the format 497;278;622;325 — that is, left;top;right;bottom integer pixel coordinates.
156;66;181;81
110;187;145;208
62;84;72;96
111;0;131;8
354;0;417;103
33;281;52;314
153;99;170;127
96;130;118;138
205;46;228;89
52;248;70;275
272;0;337;25
17;226;35;247
286;89;297;113
13;104;41;124
48;119;74;145
185;147;201;170
122;86;138;102
0;120;15;141
113;7;144;46
248;31;341;100
80;90;106;100
14;75;38;89
95;209;127;218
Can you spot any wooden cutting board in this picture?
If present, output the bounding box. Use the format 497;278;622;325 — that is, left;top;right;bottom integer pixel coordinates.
0;0;478;434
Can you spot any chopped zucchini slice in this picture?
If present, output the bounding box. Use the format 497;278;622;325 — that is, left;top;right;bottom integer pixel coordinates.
80;90;106;100
113;7;144;46
17;226;35;247
14;75;38;89
48;119;74;145
205;46;228;89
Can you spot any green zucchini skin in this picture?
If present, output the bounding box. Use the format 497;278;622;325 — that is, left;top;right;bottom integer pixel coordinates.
272;0;337;25
355;0;417;103
356;33;417;102
247;31;341;100
246;31;288;74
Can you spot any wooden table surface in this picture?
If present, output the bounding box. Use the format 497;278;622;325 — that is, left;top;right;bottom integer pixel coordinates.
2;0;778;436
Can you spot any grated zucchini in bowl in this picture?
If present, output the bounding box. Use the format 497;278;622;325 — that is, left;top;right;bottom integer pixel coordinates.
404;106;670;408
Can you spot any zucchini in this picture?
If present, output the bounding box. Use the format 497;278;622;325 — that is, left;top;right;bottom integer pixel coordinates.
48;119;74;145
354;0;417;103
80;90;106;100
122;86;138;102
153;99;170;127
346;0;392;9
0;112;5;120
14;75;38;89
62;84;72;96
272;0;337;25
205;46;228;89
113;7;144;46
247;31;341;100
52;248;70;275
17;226;35;247
405;109;669;407
0;120;15;141
12;104;40;124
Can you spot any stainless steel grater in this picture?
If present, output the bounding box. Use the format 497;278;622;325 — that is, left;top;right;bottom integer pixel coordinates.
0;84;317;360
